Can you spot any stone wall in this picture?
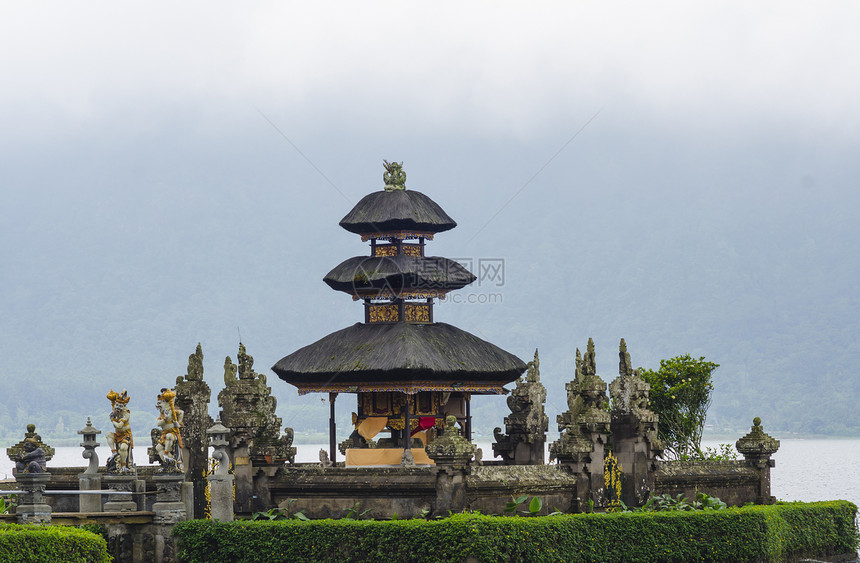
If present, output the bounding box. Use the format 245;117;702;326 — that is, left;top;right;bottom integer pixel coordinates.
654;460;762;506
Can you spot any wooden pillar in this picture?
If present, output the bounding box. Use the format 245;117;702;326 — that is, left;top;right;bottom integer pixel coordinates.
329;392;337;464
465;393;472;441
403;393;412;450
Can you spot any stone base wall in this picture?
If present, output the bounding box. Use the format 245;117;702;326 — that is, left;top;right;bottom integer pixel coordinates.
270;465;436;519
268;463;580;519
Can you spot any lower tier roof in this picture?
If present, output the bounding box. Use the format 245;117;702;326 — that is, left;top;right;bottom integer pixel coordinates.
272;322;526;394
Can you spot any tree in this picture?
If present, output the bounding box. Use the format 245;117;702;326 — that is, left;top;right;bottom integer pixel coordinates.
639;354;719;460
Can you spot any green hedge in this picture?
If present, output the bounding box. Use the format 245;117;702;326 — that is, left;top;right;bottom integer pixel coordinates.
0;523;110;563
174;501;859;563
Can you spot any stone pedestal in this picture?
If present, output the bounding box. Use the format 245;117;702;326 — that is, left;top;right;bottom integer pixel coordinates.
426;415;475;516
104;475;138;512
152;474;187;523
78;474;103;512
152;474;188;563
15;473;52;524
208;474;235;522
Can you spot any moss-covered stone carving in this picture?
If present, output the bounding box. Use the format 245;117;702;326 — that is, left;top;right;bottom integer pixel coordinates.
383;160;406;191
426;415;476;468
608;339;663;506
736;417;780;460
609;339;662;449
218;343;296;465
550;340;610;466
492;349;549;465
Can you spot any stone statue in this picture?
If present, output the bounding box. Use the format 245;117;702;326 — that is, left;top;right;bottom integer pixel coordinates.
14;438;47;474
383;160;406;191
6;424;54;472
319;449;333;468
105;390;134;473
151;388;185;473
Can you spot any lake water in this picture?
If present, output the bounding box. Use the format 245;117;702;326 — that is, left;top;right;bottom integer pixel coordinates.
3;439;859;509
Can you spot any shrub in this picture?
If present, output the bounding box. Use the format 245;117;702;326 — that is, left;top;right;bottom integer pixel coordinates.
0;523;110;563
174;500;858;563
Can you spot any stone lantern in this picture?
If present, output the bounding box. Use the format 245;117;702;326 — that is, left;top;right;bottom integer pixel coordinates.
79;417;101;475
207;418;234;521
78;417;103;512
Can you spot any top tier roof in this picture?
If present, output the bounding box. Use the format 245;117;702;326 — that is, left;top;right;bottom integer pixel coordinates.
338;161;457;236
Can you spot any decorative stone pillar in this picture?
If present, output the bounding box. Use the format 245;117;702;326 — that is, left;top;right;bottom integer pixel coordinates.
78;417;103;513
609;339;664;508
492;349;549;465
175;343;213;519
426;415;476;516
218;343;295;515
736;417;780;505
549;340;610;512
15;473;52;524
103;475;138;512
207;418;234;522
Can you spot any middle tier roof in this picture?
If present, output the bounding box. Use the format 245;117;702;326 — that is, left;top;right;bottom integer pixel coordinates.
324;255;476;297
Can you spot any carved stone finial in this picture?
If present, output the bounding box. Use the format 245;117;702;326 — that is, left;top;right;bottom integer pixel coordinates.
184;343;204;382
583;338;597;376
526;349;540;383
426;415;476;468
619;338;633;376
383;160;407;191
224;356;238;386
574;348;582;379
736;417;780;460
237;343;255;380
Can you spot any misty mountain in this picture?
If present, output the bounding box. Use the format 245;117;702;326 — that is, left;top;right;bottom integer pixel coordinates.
1;119;858;443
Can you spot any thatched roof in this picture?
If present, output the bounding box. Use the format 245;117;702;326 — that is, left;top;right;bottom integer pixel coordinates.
339;190;457;236
324;255;475;295
272;322;526;391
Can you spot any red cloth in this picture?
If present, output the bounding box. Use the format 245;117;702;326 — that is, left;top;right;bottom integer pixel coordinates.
411;416;437;436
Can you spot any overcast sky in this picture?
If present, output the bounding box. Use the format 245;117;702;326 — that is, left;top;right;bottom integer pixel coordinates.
2;3;858;145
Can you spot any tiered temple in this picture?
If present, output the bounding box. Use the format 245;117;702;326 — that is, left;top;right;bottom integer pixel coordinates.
272;161;527;464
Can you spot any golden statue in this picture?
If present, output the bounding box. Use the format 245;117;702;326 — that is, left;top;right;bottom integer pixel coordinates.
154;387;184;473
